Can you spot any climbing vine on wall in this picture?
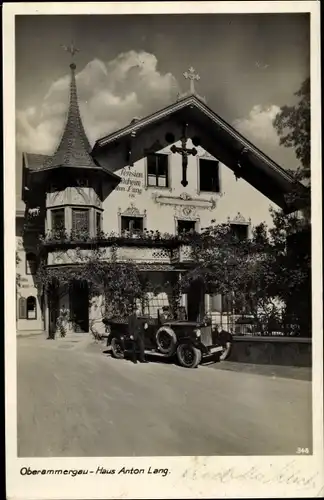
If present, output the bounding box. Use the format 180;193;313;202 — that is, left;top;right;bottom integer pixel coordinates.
35;246;164;319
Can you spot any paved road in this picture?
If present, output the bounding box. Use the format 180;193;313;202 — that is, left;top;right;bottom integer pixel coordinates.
17;336;312;457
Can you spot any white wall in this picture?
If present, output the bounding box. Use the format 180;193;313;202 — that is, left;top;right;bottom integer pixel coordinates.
102;140;275;235
16;231;43;333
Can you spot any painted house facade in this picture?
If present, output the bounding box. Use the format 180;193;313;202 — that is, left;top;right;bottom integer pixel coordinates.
16;61;303;336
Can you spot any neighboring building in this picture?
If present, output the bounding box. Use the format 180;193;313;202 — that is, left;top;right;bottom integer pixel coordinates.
16;60;305;336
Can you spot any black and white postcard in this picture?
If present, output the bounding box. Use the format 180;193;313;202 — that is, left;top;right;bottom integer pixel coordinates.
3;1;323;499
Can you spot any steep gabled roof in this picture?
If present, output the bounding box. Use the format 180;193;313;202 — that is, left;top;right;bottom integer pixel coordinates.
92;94;308;213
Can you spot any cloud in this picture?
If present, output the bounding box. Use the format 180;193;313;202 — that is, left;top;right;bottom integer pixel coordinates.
16;51;179;154
233;104;281;147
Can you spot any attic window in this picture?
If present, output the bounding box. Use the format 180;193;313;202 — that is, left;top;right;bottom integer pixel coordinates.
147;153;169;188
199;159;220;193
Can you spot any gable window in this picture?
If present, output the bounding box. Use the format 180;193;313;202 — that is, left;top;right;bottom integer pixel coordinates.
177;219;196;234
72;208;90;236
26;296;37;320
147;153;169;187
199;159;220;193
230;224;248;241
26;252;37;275
51;208;65;231
121;216;144;233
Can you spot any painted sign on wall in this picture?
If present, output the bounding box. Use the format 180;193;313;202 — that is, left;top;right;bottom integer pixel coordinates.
115;168;144;198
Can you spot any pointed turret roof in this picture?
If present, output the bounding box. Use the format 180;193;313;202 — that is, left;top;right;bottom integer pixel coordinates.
22;60;121;199
43;63;97;170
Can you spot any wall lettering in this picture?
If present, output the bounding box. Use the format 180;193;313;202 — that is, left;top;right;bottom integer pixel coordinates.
116;168;144;198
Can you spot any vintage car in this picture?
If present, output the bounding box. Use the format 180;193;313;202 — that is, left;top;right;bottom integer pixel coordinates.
103;314;227;369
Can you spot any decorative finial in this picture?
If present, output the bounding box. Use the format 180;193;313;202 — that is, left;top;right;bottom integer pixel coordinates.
61;41;79;69
183;67;200;95
177;67;206;104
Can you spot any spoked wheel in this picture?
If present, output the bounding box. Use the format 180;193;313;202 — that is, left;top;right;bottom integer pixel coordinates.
159;331;172;351
111;337;125;359
177;343;202;369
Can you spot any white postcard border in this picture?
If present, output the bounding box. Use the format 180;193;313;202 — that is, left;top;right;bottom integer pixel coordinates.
3;2;323;499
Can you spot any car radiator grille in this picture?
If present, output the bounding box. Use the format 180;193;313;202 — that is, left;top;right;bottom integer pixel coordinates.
200;326;213;346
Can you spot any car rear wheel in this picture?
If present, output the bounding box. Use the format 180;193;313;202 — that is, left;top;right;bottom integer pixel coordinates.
156;327;177;356
111;337;125;359
177;343;202;368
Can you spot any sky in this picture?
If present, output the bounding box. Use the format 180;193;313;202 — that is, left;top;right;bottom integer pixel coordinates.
15;13;310;198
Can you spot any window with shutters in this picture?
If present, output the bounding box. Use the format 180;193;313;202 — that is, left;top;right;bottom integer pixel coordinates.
26;253;37;275
18;297;27;319
146;153;169;188
26;296;37;320
199;159;220;193
72;208;90;237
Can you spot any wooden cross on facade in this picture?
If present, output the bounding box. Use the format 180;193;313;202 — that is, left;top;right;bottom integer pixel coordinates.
170;123;197;187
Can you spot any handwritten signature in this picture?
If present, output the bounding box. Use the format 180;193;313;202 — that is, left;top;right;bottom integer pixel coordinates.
182;460;322;492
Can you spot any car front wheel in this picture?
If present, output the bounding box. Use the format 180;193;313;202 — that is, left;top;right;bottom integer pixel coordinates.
176;343;202;368
111;337;125;359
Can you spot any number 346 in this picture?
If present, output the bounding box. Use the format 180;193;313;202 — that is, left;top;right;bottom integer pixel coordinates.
296;447;310;454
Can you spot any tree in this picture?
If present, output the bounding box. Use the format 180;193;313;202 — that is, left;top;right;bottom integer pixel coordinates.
273;77;310;181
179;224;281;334
177;218;311;335
272;77;311;335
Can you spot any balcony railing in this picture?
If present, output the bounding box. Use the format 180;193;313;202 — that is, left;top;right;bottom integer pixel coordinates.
42;228;200;247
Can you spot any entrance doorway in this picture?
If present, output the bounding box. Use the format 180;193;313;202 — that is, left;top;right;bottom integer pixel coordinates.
70;281;89;332
187;281;205;322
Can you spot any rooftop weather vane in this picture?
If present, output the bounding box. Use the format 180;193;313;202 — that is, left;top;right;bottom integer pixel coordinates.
61;41;80;66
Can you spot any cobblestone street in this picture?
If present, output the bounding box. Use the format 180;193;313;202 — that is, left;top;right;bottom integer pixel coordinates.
17;335;312;457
